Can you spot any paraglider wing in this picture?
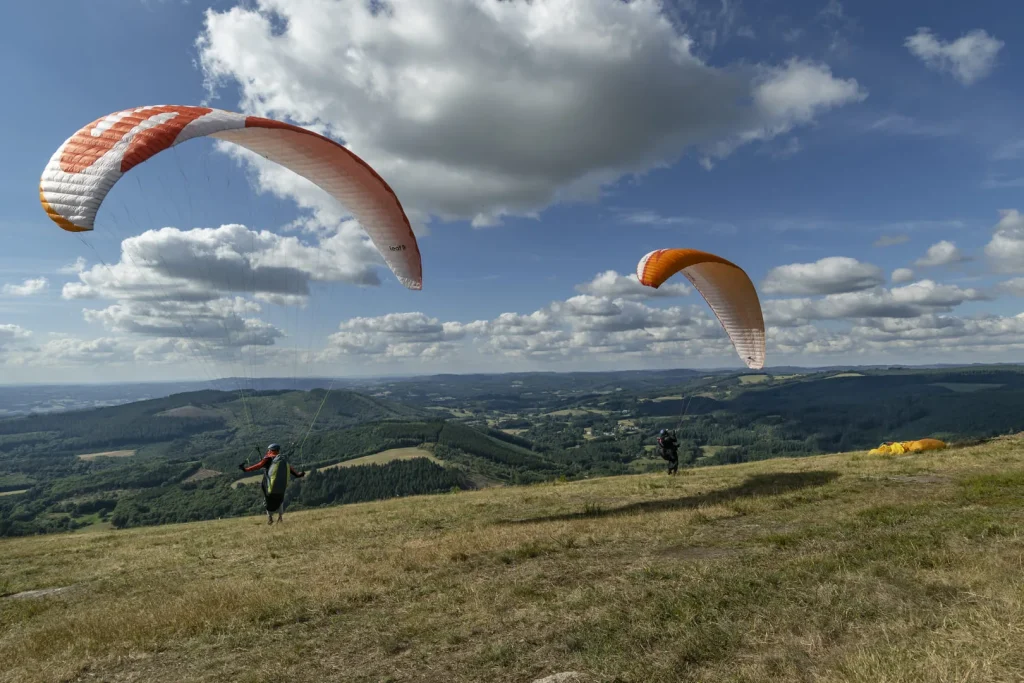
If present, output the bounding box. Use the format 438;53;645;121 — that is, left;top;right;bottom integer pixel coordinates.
636;248;765;369
39;105;422;290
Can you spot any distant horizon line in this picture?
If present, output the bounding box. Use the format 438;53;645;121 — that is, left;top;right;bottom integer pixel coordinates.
1;361;1021;388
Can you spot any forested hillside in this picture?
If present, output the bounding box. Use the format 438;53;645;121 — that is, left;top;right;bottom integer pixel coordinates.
2;366;1024;538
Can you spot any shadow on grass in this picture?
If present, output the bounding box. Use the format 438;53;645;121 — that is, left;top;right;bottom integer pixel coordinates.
505;470;841;525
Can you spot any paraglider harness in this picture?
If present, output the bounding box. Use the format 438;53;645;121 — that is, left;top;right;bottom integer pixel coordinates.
261;451;291;513
241;444;303;514
657;431;680;475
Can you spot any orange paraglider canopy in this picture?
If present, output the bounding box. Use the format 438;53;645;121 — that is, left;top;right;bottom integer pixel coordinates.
637;248;766;369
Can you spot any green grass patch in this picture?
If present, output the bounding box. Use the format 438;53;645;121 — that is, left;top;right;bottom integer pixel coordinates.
958;471;1024;506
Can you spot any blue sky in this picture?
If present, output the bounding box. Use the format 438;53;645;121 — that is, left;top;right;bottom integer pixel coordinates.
2;0;1024;383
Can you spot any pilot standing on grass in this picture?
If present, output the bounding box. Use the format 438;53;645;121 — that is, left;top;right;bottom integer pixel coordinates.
657;429;680;475
239;443;306;525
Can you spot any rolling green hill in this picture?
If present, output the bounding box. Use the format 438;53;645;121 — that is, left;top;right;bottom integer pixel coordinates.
2;436;1023;682
0;389;436;536
5;367;1024;539
0;400;575;536
0;387;426;456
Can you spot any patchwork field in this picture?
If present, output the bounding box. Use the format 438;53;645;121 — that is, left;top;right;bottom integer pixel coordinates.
320;447;441;470
76;450;136;461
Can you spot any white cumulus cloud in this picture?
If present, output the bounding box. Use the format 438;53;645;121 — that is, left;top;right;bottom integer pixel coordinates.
324;312;468;360
2;278;48;297
82;297;283;349
42;220;434;364
63;223;384;303
0;324;31;343
58;257;88;276
33;337;136;366
764;280;987;326
985;210;1024;274
891;268;915;284
905;27;1004;85
13;252;1019;373
761;257;884;295
997;278;1024;296
0;325;34;364
58;222;401;351
914;240;969;267
304;263;1006;370
575;270;689;299
197;0;866;227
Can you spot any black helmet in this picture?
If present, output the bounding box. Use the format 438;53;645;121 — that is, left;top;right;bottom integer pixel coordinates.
659;429;668;436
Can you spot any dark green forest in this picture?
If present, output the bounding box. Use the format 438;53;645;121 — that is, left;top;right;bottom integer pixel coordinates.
2;365;1023;538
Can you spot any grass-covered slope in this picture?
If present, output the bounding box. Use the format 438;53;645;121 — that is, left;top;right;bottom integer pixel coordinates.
2;437;1024;682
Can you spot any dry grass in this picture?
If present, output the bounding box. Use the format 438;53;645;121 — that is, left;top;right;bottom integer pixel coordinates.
0;489;27;497
2;438;1024;682
320;447;441;470
546;408;611;417
72;520;114;534
184;468;222;484
231;474;262;488
77;450;136;461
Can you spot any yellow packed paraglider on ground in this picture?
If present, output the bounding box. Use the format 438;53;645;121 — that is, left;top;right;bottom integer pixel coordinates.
869;438;947;455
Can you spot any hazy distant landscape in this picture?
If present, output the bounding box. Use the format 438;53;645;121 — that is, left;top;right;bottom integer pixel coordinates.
2;363;1022;538
0;378;369;417
0;363;986;416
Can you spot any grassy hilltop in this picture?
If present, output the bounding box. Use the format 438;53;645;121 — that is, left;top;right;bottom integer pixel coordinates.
2;435;1023;682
